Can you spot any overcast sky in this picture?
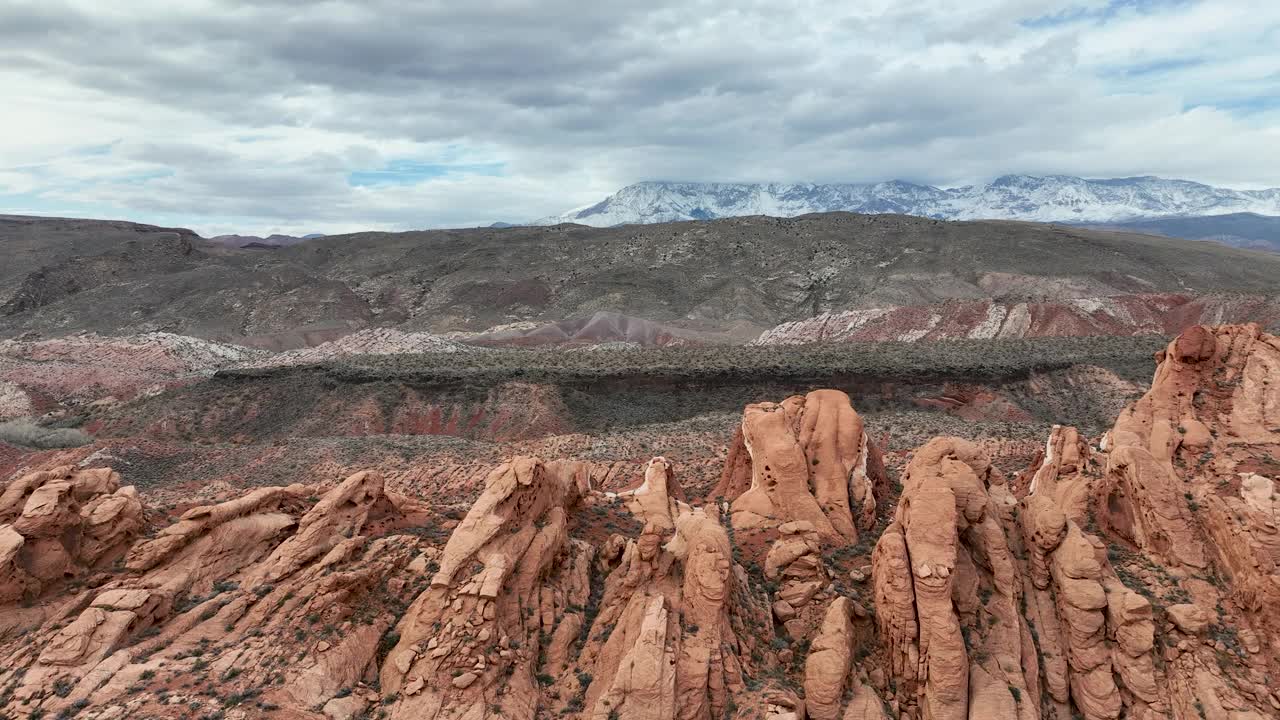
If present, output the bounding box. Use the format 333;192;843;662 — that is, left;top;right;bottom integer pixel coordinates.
2;0;1278;236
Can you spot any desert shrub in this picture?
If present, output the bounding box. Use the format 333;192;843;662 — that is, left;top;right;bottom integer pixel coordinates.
0;418;92;449
100;333;1165;453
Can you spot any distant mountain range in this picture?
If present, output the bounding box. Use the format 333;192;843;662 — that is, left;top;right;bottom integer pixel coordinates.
532;176;1280;227
205;232;325;249
1083;213;1280;253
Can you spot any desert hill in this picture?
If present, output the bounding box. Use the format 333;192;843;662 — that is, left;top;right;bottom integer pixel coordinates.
4;213;1280;348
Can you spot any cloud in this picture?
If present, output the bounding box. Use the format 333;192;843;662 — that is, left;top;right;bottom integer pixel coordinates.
0;0;1277;235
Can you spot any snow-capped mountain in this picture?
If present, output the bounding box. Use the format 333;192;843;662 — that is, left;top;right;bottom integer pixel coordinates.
533;176;1280;227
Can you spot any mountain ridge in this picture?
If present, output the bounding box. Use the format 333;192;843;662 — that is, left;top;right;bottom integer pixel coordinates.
1083;212;1280;253
6;212;1280;347
205;232;326;249
534;175;1280;227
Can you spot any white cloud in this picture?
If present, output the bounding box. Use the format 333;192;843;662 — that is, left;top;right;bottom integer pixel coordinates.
0;0;1277;235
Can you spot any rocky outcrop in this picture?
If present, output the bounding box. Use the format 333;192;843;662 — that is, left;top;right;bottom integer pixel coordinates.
1018;425;1173;720
0;525;28;605
587;508;755;720
0;450;775;719
123;483;309;572
1199;473;1280;620
1021;425;1094;523
843;680;893;720
0;466;142;602
1102;325;1271;557
803;597;855;720
720;390;883;541
1001;325;1280;720
872;438;1028;720
1106;325;1280;622
377;453;781;720
1021;496;1125;720
379;457;590;718
609;456;687;531
1103;579;1158;709
1103;445;1206;568
1100;325;1280;719
4;324;1280;720
766;520;831;639
0;469;431;720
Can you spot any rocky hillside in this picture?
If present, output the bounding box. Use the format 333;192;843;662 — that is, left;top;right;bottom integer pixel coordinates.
1;323;1278;719
0;333;266;421
236;328;478;369
1;330;1161;466
0;332;1156;520
756;293;1280;344
85;335;1165;452
5;214;1280;348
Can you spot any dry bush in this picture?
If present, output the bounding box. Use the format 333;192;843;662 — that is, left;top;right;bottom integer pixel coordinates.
0;418;93;448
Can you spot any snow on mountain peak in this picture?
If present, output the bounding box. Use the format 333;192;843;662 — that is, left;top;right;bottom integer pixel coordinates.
532;175;1280;227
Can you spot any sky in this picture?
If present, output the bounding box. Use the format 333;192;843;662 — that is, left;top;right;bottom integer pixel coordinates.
1;0;1278;237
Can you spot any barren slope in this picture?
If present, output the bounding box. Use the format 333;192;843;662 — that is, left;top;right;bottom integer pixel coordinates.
5;213;1280;347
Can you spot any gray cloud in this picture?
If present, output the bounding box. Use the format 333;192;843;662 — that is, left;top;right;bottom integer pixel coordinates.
1;0;1278;235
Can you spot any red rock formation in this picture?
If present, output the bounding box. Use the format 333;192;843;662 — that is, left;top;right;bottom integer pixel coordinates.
378;457;590;718
803;596;855;720
0;469;430;719
1024;499;1124;720
1020;426;1094;522
2;323;1280;720
609;456;687;531
1105;325;1280;614
0;466;141;604
766;520;831;639
588;508;753;720
872;438;1029;720
1002;325;1280;720
374;453;783;720
721;389;884;541
1100;325;1280;719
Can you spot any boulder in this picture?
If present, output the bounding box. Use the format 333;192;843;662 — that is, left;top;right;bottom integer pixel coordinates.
1167;604;1210;635
803;597;854;720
